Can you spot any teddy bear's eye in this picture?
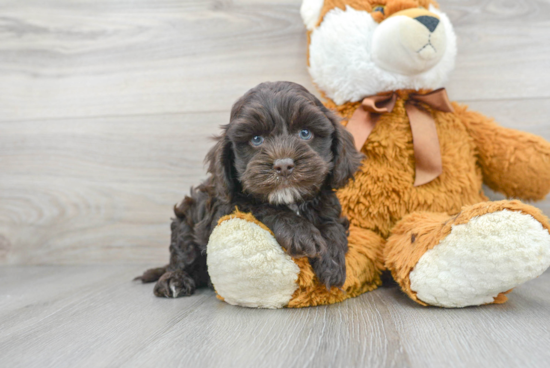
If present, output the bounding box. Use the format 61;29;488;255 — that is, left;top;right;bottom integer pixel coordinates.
373;5;385;15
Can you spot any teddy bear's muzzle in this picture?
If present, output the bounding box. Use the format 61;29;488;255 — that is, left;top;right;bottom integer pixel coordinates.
372;8;447;76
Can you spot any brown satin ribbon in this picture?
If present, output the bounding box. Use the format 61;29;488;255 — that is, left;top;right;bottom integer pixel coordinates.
346;88;454;187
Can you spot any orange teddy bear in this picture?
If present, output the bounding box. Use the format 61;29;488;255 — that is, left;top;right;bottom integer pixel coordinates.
206;0;550;308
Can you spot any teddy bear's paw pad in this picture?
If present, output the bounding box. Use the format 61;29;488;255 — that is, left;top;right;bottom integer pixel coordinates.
409;210;550;308
207;217;300;309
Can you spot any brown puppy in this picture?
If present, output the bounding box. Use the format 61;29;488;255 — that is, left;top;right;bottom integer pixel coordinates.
137;81;362;297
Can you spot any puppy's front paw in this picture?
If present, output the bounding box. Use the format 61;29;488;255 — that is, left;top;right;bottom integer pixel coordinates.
153;271;196;298
284;226;328;258
311;252;347;288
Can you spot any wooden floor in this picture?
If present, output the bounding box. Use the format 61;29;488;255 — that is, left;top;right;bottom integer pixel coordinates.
0;265;549;368
1;0;550;367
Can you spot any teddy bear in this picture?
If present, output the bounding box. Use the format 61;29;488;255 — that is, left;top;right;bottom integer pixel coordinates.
206;0;550;308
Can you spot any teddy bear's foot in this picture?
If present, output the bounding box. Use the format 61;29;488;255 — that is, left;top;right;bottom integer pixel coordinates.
207;210;385;308
410;209;550;307
386;200;550;308
207;212;301;309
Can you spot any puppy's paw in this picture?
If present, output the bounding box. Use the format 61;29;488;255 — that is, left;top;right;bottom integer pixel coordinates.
134;266;167;283
153;271;196;298
311;252;347;289
285;226;328;258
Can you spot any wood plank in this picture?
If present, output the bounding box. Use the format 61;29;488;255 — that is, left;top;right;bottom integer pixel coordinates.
0;112;224;264
1;0;550;122
446;0;550;101
0;266;549;368
383;277;550;368
0;266;213;368
0;0;314;121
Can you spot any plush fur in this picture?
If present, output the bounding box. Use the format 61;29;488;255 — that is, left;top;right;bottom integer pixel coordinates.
409;209;550;307
385;201;550;306
207;212;301;309
136;81;363;296
292;0;550;307
301;0;325;31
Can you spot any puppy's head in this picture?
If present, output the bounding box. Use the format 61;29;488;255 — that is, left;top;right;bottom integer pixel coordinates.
206;81;362;205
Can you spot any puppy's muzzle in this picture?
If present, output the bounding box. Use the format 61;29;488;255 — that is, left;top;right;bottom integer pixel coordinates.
273;158;295;177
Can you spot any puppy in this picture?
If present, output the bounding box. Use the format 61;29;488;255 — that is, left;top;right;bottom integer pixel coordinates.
136;81;363;297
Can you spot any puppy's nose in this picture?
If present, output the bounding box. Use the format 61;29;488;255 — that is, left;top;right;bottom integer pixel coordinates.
415;16;439;33
273;158;295;177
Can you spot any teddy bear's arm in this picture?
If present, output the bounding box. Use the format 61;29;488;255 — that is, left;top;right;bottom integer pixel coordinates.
457;104;550;200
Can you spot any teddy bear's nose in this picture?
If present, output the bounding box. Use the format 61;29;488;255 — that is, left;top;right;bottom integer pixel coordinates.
415;16;440;33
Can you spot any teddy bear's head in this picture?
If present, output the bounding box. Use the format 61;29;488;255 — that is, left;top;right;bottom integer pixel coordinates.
301;0;457;104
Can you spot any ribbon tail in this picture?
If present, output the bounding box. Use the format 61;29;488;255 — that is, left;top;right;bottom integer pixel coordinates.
411;88;454;113
346;106;378;152
406;103;443;186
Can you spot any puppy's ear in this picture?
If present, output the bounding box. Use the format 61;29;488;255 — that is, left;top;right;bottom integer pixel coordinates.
326;109;364;189
205;129;237;199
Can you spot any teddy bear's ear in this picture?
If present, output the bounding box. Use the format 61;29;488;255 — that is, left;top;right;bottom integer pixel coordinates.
300;0;325;30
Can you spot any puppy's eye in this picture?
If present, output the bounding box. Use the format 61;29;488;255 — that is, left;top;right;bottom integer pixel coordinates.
373;5;385;15
299;129;313;140
250;135;264;146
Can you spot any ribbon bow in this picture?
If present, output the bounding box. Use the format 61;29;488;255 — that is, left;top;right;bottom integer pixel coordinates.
346;88;454;186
